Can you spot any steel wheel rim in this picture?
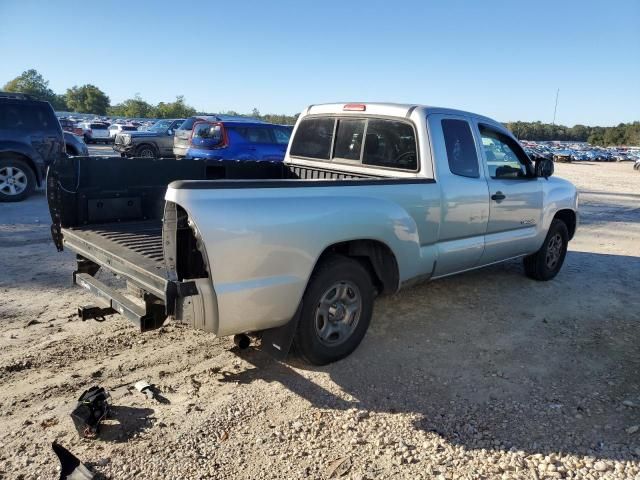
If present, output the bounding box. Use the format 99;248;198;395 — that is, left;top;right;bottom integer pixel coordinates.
139;149;154;158
545;233;563;269
314;281;362;346
0;166;28;196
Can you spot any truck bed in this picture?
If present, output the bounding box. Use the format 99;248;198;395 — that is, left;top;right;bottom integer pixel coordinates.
47;155;386;330
65;220;164;264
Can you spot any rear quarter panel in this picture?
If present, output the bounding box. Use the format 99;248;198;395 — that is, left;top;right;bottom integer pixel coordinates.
166;182;441;336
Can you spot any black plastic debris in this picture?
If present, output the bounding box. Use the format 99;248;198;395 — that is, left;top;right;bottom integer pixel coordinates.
52;441;94;480
70;386;110;438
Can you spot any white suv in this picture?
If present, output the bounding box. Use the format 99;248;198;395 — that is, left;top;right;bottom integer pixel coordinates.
78;122;111;144
108;124;138;139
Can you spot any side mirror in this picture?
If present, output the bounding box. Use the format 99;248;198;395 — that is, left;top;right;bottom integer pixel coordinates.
167;129;174;136
535;158;554;179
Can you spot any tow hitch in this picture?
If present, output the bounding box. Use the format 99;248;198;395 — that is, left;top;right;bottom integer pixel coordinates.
73;272;166;331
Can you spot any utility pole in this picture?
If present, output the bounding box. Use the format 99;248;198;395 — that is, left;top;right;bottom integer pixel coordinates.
552;88;560;126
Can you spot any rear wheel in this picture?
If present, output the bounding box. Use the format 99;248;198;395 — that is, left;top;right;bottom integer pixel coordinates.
136;144;157;158
293;255;374;365
0;158;36;202
523;219;569;281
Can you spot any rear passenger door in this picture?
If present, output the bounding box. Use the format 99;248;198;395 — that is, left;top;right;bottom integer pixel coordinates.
427;114;490;277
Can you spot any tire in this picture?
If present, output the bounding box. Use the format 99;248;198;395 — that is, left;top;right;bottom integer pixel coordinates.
0;158;36;202
136;144;157;158
293;255;374;365
523;219;569;281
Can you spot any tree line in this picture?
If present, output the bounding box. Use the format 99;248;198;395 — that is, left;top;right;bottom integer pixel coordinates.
3;69;637;144
2;69;198;119
505;121;640;147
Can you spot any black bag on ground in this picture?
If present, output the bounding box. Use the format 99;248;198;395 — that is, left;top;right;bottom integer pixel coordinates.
70;386;110;438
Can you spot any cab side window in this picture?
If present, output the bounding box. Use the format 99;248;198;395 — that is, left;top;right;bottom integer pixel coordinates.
441;119;479;178
479;125;531;179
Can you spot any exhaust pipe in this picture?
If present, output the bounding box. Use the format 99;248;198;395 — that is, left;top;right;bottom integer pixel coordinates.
233;334;251;350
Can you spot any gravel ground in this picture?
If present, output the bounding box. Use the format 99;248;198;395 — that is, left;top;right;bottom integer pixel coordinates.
0;162;639;480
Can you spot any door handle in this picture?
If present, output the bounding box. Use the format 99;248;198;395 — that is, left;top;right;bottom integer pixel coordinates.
491;191;506;201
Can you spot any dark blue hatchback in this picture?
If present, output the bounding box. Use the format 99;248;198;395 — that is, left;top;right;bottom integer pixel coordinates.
185;118;292;161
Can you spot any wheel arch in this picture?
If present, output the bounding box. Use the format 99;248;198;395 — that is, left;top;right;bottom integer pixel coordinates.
313;239;400;295
65;143;79;156
553;209;577;240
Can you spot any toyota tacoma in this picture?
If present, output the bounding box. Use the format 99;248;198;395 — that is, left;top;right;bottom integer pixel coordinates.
48;103;578;364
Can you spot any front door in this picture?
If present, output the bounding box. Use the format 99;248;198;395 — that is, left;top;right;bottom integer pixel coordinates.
427;114;490;277
474;122;543;264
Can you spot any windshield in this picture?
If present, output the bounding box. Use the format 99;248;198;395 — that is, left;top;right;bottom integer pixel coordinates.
148;120;172;132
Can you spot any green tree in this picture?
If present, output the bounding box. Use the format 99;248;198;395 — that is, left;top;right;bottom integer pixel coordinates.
154;96;196;118
3;69;67;109
108;94;154;118
52;94;68;111
505;121;639;146
65;84;110;115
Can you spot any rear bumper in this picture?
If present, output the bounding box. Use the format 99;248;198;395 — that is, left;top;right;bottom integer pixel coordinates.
184;148;224;160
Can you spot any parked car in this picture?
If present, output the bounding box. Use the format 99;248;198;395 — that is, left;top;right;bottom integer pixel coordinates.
173;115;275;159
553;150;573;163
0;91;64;201
59;118;84;136
172;116;210;159
64;131;89;156
48;102;577;365
108;124;138;139
78;122;111;144
186;119;292;161
611;151;630;162
112;118;184;158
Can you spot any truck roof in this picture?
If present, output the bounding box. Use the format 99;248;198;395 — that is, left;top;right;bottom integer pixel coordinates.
304;102;498;125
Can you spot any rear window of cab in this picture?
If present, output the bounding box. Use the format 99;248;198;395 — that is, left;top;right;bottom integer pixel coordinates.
290;116;418;171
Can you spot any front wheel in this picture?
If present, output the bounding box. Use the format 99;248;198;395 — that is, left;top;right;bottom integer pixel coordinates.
293;255;374;365
0;158;36;202
523;219;569;281
136;145;157;158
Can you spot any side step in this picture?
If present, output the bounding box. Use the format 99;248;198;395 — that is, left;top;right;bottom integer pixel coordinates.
73;272;166;331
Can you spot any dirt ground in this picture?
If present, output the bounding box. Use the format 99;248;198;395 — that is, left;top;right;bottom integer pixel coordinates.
0;161;639;480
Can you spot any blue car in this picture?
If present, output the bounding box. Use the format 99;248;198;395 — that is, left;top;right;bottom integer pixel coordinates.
185;118;292;161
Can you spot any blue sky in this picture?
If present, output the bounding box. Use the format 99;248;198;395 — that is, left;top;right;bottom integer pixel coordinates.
1;0;638;126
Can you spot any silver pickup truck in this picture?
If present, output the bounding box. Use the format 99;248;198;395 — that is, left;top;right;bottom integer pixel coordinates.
48;103;578;365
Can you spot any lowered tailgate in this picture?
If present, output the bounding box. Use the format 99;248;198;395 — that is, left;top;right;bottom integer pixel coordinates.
61;220;167;298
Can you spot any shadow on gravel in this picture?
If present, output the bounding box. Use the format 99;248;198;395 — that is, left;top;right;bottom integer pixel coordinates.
99;405;155;443
232;251;640;462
